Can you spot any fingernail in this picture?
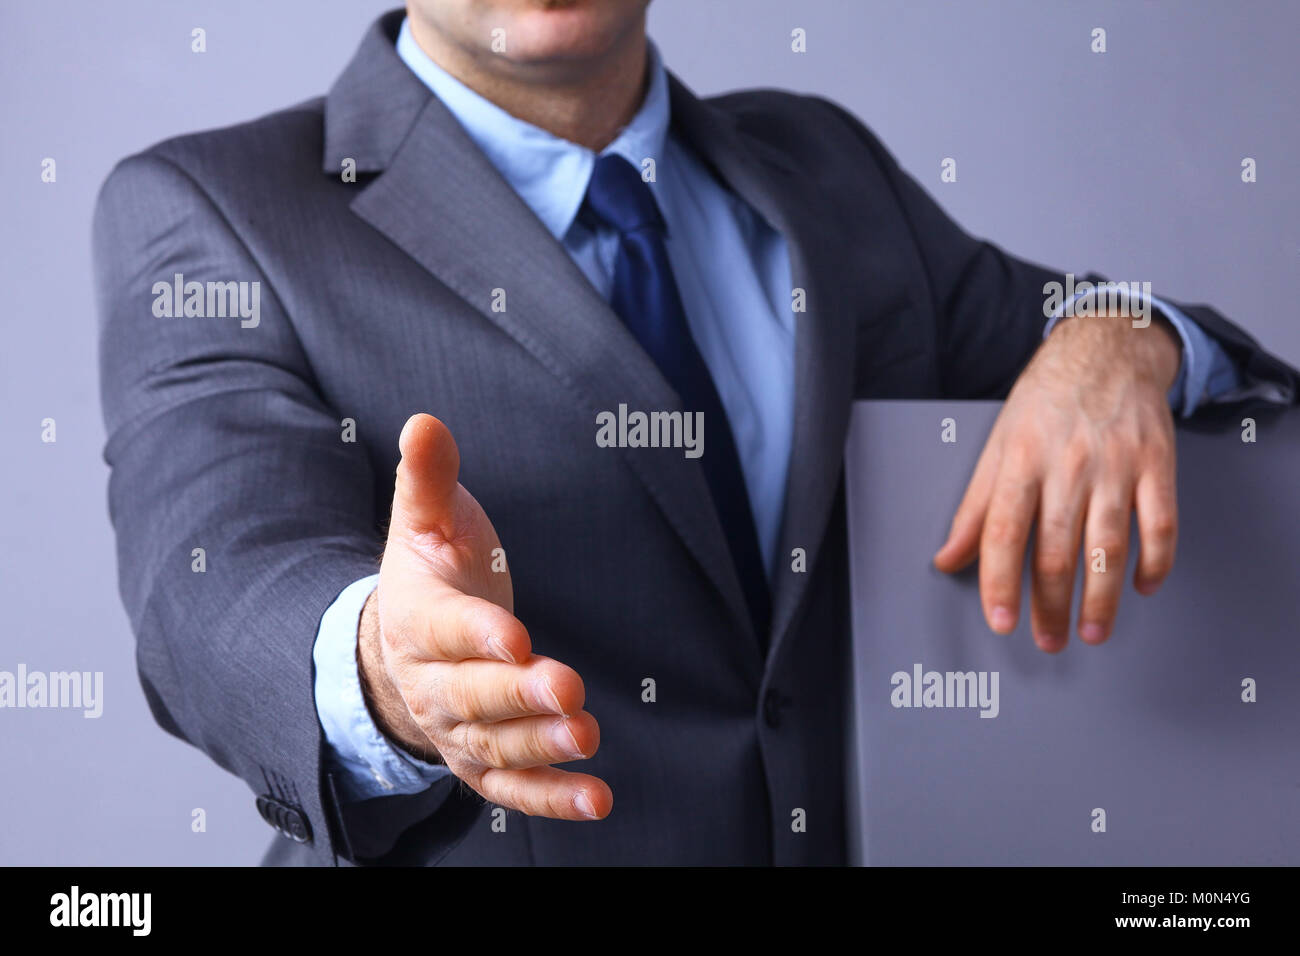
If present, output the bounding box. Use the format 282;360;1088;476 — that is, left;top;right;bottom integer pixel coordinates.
573;790;598;819
1079;622;1106;642
990;606;1015;632
533;676;567;716
487;636;515;664
554;718;586;760
1135;578;1158;596
1035;632;1064;651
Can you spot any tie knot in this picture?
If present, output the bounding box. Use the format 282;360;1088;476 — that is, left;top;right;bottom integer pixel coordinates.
583;154;665;235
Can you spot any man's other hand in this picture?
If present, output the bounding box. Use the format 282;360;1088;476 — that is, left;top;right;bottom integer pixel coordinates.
933;313;1183;652
358;413;612;820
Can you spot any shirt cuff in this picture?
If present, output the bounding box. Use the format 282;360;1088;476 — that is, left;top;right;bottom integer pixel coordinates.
1042;284;1241;419
313;573;452;804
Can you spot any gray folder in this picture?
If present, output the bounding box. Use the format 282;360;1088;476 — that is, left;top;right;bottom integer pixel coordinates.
844;401;1299;865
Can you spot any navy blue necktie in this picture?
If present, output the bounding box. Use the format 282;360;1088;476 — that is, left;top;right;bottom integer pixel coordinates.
583;154;772;643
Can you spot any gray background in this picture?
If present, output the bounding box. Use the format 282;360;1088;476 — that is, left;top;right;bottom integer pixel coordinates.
1;1;1295;864
846;403;1299;865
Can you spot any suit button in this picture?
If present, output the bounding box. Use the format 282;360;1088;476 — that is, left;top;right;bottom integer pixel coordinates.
763;689;787;728
256;794;312;844
255;794;276;824
282;807;312;844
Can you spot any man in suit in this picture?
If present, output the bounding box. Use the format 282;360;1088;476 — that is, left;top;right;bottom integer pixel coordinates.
93;2;1296;865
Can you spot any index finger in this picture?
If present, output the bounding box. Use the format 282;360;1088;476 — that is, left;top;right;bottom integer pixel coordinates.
394;585;532;664
934;431;1001;573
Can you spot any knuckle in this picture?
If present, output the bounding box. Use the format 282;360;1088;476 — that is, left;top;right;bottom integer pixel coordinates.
462;685;496;724
1061;438;1094;480
1037;507;1073;539
479;772;516;810
516;789;544;818
466;726;506;767
1000;438;1038;475
544;787;573;819
1142;427;1175;462
1146;514;1178;542
1092;528;1128;552
402;679;436;724
454;764;486;795
1090;501;1130;534
1100;443;1134;477
1107;423;1141;454
1142;551;1174;576
1087;539;1126;567
442;722;473;763
457;601;495;650
1034;549;1073;581
439;675;479;722
1147;442;1175;468
424;598;469;659
1034;512;1076;541
983;517;1021;548
494;778;534;816
500;674;531;715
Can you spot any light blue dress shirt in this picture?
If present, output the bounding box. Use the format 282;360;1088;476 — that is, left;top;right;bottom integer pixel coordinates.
1043;288;1244;419
314;16;1250;804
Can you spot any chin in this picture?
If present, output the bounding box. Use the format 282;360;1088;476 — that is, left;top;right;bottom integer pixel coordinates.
504;2;645;65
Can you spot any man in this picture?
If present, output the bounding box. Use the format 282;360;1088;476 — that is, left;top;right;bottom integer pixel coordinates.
93;2;1296;865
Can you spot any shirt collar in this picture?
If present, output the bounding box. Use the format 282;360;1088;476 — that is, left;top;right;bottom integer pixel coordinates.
395;16;671;241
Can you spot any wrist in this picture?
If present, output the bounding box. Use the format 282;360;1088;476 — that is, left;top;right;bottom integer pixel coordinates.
1050;309;1181;393
1137;313;1183;392
357;589;443;764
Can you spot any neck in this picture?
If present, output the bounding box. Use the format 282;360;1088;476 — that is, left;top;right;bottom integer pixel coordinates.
406;17;649;152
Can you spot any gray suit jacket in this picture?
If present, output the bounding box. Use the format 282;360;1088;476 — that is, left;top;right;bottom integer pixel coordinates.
92;10;1298;865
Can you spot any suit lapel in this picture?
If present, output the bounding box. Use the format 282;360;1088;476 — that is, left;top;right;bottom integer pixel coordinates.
323;14;757;648
666;76;860;661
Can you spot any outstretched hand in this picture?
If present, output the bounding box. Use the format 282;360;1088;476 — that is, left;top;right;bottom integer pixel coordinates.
358;414;613;820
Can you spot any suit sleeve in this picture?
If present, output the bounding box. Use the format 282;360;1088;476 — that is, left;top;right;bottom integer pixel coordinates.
92;152;474;864
808;96;1300;423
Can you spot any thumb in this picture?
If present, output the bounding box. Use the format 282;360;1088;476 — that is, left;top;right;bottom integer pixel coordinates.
933;452;996;574
392;413;461;536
